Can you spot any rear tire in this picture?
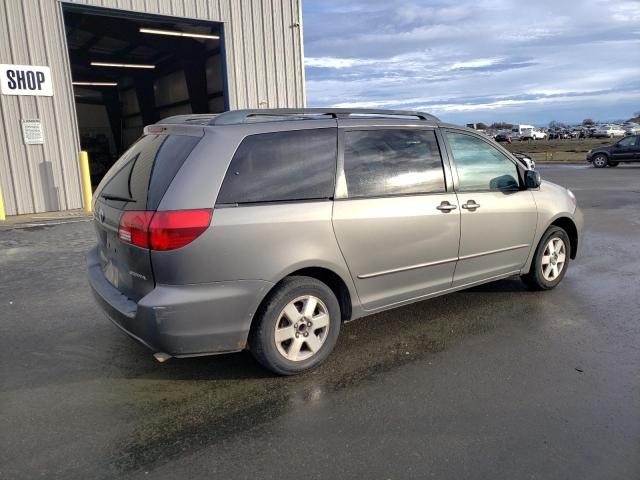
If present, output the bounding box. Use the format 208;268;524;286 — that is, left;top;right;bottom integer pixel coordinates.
592;154;608;168
250;276;341;375
522;227;570;291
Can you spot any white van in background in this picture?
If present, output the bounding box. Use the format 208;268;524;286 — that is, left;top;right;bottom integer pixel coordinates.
512;124;546;140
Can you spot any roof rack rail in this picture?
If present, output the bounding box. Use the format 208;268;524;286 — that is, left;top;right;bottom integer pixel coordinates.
209;108;440;125
156;114;219;125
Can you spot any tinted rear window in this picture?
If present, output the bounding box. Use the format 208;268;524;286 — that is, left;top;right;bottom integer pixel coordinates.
343;129;446;198
97;134;200;210
216;128;337;205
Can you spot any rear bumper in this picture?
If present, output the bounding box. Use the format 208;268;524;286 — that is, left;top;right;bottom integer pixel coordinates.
87;247;273;357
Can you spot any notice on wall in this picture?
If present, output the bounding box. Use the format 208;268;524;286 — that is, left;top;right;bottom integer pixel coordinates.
21;119;44;145
0;64;53;96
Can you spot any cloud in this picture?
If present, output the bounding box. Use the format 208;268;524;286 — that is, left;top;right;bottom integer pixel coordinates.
305;57;372;69
302;0;640;124
448;58;503;70
610;2;640;22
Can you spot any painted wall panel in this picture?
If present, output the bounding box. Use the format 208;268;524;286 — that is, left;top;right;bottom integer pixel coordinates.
0;0;304;215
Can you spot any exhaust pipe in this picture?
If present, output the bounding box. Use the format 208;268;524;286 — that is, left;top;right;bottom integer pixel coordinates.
153;352;172;363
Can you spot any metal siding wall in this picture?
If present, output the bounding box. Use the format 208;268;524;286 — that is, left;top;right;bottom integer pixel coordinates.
0;0;18;215
293;0;305;106
0;0;83;215
260;0;276;107
0;0;304;215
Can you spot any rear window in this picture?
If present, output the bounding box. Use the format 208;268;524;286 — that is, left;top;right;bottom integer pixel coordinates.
97;134;200;210
216;128;337;205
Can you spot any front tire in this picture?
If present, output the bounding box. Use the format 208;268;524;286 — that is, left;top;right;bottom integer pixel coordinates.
522;227;570;291
250;276;341;375
592;154;608;168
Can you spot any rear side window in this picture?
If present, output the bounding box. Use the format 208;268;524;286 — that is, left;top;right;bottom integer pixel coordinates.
343;129;445;198
97;134;200;210
216;128;337;204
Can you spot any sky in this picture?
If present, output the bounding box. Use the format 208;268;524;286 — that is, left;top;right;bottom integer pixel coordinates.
301;0;640;126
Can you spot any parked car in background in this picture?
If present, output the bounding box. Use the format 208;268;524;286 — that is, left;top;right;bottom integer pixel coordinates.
593;124;626;138
587;135;640;167
494;131;512;143
548;128;570;140
87;108;582;375
571;128;586;138
534;128;547;140
547;129;560;140
623;123;640;135
521;127;547;140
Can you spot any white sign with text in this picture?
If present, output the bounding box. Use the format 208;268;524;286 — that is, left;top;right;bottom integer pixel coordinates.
0;64;53;96
21;119;45;145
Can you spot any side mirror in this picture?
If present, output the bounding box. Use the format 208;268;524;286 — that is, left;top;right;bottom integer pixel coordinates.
525;170;541;189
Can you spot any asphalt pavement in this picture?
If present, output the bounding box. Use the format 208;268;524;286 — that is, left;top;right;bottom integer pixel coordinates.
1;164;638;479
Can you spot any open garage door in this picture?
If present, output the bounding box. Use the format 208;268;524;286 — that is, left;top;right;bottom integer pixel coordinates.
62;5;226;185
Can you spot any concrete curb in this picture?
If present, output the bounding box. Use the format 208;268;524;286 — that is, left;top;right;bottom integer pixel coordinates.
0;210;92;230
537;161;588;165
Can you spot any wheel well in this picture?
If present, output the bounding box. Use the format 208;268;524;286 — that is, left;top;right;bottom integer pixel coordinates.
551;217;578;259
593;151;609;158
289;267;353;321
256;267;353;323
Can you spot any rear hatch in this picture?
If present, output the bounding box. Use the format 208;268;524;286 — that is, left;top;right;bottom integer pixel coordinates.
93;131;202;301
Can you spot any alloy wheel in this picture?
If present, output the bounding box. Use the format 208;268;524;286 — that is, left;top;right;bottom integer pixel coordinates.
541;237;566;281
593;155;607;167
274;295;330;362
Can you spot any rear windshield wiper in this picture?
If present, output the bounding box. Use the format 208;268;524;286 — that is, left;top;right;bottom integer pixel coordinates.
100;193;134;202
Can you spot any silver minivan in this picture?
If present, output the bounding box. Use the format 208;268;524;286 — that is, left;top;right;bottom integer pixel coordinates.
88;109;583;375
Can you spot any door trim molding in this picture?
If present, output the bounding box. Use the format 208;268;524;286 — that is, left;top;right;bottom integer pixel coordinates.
358;243;529;280
458;243;530;261
358;257;458;279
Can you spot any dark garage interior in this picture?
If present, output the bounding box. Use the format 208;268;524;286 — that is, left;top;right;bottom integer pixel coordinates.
63;5;225;184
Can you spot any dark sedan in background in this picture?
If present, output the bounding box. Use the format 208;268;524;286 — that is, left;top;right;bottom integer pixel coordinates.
494;132;512;143
587;135;640;168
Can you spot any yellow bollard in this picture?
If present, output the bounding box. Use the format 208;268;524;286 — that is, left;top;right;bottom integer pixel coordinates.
0;183;6;221
79;151;93;213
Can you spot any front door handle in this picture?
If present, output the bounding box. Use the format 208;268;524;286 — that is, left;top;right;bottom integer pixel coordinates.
461;200;481;211
436;201;457;212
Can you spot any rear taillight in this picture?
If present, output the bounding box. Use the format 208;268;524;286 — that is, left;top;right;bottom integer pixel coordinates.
148;209;212;251
118;209;212;251
118;211;154;248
